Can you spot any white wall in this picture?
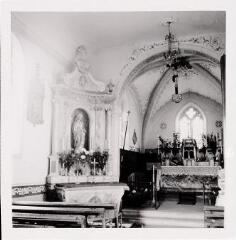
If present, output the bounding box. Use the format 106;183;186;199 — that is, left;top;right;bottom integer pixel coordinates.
144;92;223;149
119;88;142;150
11;33;63;186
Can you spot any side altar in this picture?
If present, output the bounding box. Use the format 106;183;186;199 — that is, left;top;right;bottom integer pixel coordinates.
46;46;122;187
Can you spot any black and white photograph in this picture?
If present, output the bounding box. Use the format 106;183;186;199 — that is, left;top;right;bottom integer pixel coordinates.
1;1;236;240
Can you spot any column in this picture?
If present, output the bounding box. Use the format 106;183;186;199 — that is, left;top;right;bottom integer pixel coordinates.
104;108;108;150
220;54;225;117
110;105;121;180
47;93;59;179
220;54;225;157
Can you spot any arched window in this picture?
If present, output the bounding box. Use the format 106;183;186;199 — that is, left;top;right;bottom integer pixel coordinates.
176;104;206;147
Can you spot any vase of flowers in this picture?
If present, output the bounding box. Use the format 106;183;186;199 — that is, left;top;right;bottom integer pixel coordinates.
58;148;109;177
58;148;91;176
58;150;76;175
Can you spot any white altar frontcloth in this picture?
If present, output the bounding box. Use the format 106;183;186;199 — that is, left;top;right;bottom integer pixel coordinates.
161;166;219;176
55;183;129;209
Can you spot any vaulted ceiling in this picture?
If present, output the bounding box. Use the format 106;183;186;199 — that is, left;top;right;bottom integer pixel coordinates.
12;11;225;121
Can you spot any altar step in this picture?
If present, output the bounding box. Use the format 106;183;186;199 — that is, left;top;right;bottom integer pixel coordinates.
122;200;204;228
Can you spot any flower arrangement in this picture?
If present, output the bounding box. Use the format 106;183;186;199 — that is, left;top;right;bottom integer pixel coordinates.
159;136;172;155
206;133;217;155
91;150;109;174
58;148;91;175
58;148;109;176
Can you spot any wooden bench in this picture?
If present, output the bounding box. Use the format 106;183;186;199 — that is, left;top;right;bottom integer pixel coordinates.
204;206;224;228
12;205;87;228
13;201;122;228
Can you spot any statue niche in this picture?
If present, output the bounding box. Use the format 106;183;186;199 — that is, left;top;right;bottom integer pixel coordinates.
71;109;90;152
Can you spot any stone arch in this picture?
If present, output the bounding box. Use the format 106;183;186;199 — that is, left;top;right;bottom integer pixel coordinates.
115;39;223;99
114;38;224;150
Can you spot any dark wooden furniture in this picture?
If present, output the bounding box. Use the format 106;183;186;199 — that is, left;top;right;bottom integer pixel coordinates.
204;206;224;228
12;205;86;228
13;201;122;228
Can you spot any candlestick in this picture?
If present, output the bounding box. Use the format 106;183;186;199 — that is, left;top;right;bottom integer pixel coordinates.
93;158;96;176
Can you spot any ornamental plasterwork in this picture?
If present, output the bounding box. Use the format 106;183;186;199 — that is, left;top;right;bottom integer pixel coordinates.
61;45;115;96
62;45;106;92
120;33;225;76
53;84;115;106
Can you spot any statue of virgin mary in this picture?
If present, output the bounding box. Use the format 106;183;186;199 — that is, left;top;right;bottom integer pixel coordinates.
72;112;86;152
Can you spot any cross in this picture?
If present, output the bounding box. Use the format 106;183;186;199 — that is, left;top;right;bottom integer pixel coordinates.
91;157;99;176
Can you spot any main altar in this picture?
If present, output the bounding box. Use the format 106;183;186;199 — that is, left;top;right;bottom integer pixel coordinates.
161;166;218;190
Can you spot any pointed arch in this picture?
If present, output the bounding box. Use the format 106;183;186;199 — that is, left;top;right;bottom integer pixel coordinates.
175;102;206;147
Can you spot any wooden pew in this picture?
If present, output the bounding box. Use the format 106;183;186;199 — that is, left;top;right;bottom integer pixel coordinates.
13;201;122;228
204;206;224;228
12;205;87;228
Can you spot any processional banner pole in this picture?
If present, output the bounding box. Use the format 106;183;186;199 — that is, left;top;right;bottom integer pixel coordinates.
121;111;131;164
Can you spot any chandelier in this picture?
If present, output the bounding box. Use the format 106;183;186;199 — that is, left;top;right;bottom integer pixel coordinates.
163;21;192;103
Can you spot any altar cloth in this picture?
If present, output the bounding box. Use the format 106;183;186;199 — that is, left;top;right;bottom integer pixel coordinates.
161;166;219;190
161;166;219;176
55;182;129;208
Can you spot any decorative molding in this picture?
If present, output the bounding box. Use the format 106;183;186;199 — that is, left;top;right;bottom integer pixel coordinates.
12;184;46;198
215;120;223;128
119;33;225;76
53;84;116;106
160;122;167;129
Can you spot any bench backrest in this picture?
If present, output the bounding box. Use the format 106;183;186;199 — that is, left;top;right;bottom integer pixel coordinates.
13;200;116;210
12;205;106;215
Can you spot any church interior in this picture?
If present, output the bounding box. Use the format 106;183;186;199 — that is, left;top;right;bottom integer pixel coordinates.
9;11;225;228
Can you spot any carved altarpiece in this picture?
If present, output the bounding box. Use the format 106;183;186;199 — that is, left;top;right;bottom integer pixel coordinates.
47;46;119;185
